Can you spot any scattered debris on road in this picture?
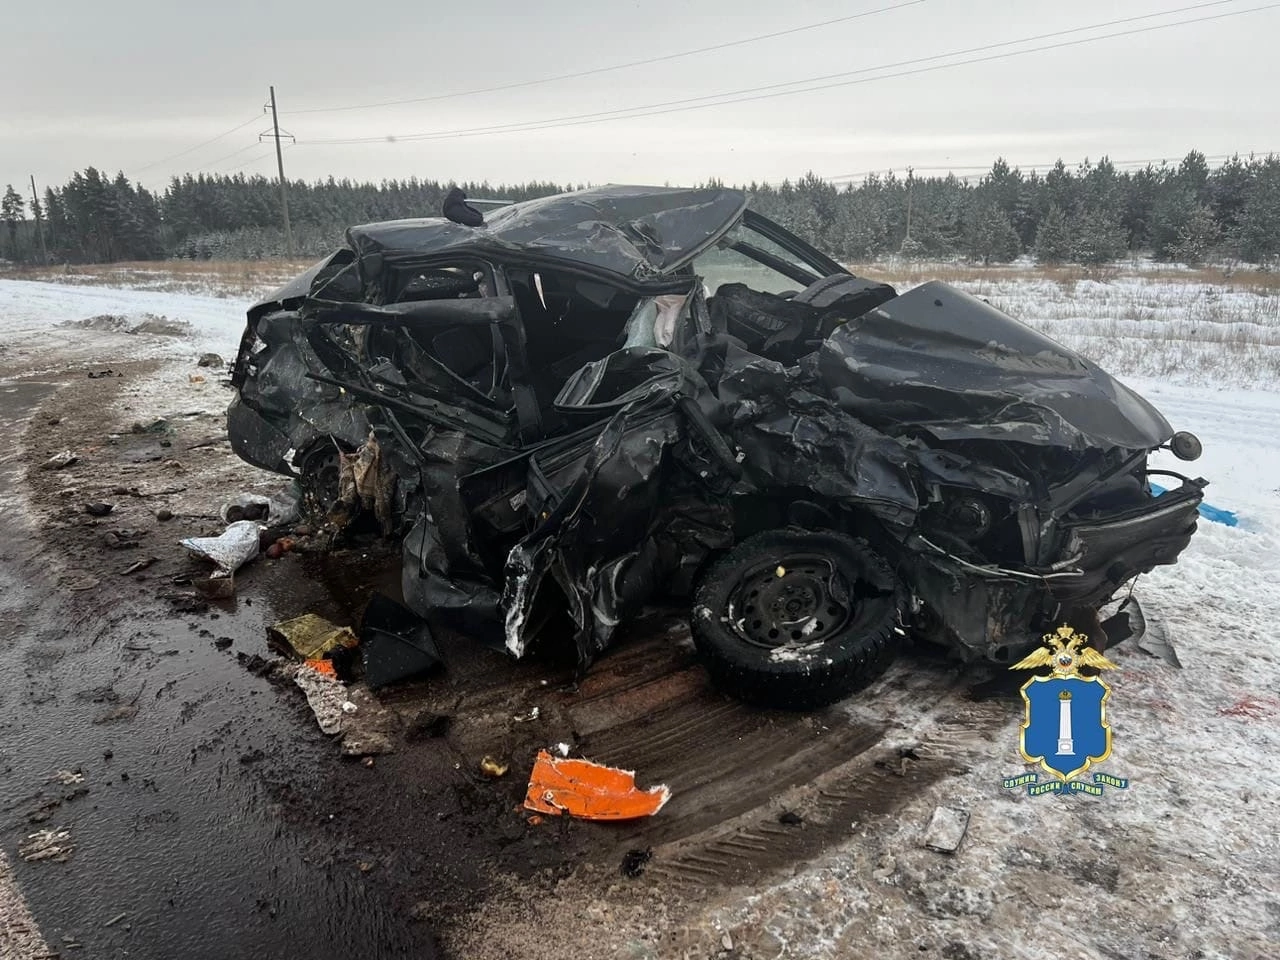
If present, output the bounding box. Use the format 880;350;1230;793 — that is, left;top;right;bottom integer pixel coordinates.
620;848;652;878
922;805;970;854
181;519;260;575
479;756;509;778
523;749;670;820
293;662;348;736
41;450;78;470
120;556;158;576
1137;618;1182;668
269;613;358;661
130;417;169;435
360;594;440;690
103;528;145;550
19;828;74;863
219;486;299;526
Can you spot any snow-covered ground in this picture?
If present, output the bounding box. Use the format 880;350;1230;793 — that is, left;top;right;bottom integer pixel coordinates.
0;278;250;371
2;270;1278;957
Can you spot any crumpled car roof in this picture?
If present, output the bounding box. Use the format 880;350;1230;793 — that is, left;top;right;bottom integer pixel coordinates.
346;184;747;283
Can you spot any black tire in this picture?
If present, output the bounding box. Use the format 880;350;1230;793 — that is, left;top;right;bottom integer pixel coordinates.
691;529;903;709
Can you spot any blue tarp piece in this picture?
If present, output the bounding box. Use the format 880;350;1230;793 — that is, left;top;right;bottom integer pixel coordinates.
1149;481;1238;527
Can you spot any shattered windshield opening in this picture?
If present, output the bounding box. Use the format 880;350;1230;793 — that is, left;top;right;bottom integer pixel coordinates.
695;223;824;295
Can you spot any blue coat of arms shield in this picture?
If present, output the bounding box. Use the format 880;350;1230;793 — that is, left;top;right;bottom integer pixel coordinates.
1019;675;1112;782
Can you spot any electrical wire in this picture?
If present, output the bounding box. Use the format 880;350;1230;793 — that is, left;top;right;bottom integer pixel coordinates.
221;146;281;173
297;1;1275;146
285;0;928;115
193;141;266;171
129;114;263;175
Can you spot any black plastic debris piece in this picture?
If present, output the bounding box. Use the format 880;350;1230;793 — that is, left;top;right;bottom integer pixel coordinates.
226;502;268;522
442;187;484;227
778;810;803;826
85;502;114;517
329;643;361;683
360;593;442;690
620;848;652;878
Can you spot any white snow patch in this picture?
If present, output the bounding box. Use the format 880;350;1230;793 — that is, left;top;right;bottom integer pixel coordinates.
0;278;250;373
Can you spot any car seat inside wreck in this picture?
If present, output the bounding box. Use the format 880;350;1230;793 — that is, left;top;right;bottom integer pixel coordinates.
227;184;1206;709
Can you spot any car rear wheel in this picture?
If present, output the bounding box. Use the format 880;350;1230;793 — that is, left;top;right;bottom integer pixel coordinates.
691;529;903;709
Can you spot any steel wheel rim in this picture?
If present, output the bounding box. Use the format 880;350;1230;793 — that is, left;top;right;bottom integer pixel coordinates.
726;553;855;649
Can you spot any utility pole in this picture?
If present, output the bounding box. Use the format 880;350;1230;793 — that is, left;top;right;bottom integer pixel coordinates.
267;86;295;257
904;166;914;241
29;175;48;265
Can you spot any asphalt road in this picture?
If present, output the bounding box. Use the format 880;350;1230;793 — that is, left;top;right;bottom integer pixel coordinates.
0;379;439;960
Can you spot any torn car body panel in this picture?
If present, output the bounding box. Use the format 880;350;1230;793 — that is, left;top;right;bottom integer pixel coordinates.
228;185;1205;697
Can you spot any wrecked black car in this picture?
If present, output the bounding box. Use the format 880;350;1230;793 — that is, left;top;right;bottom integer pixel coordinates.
228;185;1206;708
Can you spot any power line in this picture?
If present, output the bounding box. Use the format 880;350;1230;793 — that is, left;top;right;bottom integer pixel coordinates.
194;141;265;171
297;0;1272;147
299;0;1259;144
285;0;928;115
129;114;262;176
221;145;281;173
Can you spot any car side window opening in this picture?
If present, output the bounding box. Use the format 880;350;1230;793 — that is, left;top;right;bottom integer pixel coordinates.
506;267;643;425
366;260;509;403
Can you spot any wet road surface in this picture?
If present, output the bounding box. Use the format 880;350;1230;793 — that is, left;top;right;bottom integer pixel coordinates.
0;379;440;959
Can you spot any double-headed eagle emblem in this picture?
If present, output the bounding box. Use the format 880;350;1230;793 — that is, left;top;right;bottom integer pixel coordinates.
1010;624;1118;678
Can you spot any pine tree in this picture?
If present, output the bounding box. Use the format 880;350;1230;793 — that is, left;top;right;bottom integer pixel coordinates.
1033;204;1073;264
1;185;24;259
965;203;1020;264
1170;204;1220;266
1149;188;1196;260
1229;156;1280;264
1071;207;1128;266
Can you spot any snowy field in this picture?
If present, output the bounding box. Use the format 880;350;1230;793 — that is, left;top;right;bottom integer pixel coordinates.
1;266;1279;957
861;262;1280;388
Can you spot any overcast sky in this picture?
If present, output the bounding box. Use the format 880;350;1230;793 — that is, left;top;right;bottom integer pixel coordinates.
3;0;1278;195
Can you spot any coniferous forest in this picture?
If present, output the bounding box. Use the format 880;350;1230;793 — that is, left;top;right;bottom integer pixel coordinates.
3;150;1279;267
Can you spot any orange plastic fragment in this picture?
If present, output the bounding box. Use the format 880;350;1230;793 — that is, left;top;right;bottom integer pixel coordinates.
523;749;670;821
304;658;337;677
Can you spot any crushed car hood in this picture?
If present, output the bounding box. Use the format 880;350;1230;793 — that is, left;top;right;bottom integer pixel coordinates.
819;281;1173;451
345;185;747;284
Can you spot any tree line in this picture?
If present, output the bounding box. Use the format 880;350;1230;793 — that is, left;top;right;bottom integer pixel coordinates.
2;150;1279;267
